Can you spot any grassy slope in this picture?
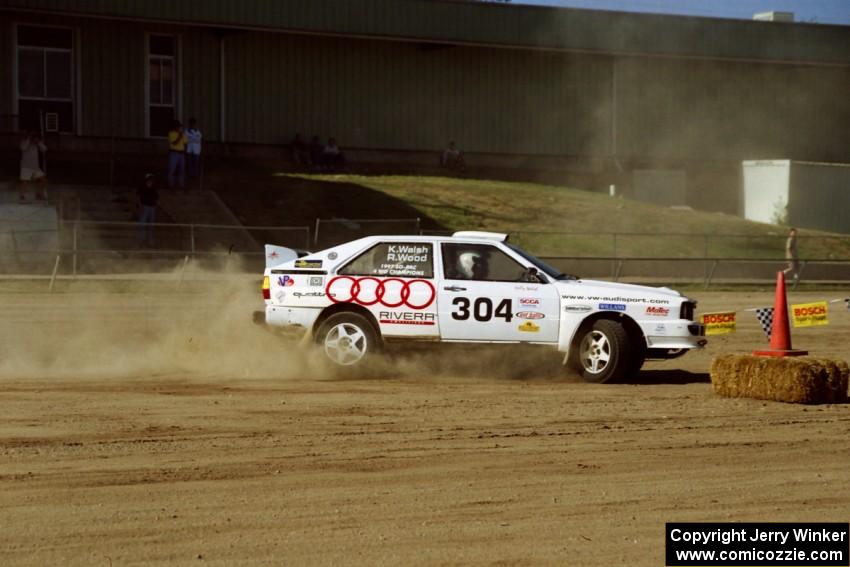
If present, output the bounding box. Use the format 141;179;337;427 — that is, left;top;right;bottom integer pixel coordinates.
291;174;849;259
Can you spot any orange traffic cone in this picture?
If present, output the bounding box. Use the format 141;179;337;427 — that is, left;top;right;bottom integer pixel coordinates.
753;271;808;357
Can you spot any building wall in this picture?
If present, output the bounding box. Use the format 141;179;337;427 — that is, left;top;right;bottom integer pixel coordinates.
223;31;613;154
2;8;849;166
616;57;850;162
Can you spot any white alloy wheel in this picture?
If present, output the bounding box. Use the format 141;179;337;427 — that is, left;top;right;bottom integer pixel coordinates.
323;322;369;365
579;330;611;375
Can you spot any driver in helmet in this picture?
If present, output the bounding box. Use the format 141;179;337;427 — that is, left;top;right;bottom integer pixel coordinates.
457;250;487;280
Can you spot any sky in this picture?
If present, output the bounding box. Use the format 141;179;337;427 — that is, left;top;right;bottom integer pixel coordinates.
522;0;850;25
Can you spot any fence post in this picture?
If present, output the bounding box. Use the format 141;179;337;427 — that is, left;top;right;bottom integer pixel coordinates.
313;218;321;248
304;227;311;250
176;255;190;288
48;255;61;292
703;234;710;282
415;217;421;235
72;221;78;277
190;224;196;256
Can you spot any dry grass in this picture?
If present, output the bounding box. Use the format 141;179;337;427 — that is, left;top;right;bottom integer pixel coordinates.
711;354;849;404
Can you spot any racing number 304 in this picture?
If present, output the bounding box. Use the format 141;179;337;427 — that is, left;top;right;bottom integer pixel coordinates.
451;297;512;322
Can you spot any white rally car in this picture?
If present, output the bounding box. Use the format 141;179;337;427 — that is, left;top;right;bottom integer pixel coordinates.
258;232;706;382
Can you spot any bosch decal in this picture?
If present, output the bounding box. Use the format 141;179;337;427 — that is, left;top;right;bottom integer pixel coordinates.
599;303;626;312
326;276;436;310
277;275;295;287
516;311;545;320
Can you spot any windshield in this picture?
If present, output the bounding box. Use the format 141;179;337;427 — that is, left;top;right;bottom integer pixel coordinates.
506;243;577;281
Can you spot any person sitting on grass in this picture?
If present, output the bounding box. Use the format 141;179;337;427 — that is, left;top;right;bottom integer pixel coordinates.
441;141;465;172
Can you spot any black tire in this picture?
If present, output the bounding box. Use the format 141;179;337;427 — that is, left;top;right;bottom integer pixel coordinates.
571;319;633;383
314;312;379;366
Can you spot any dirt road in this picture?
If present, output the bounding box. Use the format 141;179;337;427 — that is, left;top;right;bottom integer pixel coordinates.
1;285;848;566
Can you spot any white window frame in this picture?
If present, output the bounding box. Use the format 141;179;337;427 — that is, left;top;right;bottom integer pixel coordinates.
14;23;75;133
145;32;181;138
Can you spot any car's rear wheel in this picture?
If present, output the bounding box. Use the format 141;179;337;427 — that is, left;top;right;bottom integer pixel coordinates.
573;319;632;383
315;312;378;366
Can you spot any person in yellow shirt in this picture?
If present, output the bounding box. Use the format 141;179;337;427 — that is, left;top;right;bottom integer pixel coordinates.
167;120;188;188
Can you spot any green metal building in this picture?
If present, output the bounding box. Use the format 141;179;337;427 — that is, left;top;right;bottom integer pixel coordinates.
1;0;849;164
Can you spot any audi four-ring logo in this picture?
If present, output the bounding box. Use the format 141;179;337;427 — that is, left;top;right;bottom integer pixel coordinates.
326;276;436;309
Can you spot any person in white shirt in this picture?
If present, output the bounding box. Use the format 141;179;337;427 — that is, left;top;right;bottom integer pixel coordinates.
185;118;203;180
322;137;346;169
19;131;48;202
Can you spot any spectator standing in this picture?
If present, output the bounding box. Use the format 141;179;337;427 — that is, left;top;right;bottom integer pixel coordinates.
290;133;309;166
309;135;324;169
19;131;48;202
441;141;465;171
783;227;800;283
137;173;159;248
167;120;188;189
185;118;203;181
322;137;346;170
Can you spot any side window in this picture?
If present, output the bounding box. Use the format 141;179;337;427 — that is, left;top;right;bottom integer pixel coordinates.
339;242;433;278
441;243;527;282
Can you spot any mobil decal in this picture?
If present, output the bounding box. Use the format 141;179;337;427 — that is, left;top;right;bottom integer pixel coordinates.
378;311;436;326
791;301;829;328
645;306;669;316
277;275;295;287
326;276;436;310
516;311;545;320
700;311;736;335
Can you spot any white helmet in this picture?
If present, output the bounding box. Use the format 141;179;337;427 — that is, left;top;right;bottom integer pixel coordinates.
457;251;481;279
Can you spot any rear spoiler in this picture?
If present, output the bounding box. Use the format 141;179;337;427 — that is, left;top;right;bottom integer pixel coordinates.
264;244;298;268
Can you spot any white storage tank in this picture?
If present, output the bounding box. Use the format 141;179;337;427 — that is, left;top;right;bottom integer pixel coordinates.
741;160;850;234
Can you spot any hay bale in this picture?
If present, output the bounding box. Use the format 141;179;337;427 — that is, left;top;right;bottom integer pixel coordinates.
711;354;849;404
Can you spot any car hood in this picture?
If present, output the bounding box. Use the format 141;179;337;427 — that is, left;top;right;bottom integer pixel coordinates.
554;278;682;301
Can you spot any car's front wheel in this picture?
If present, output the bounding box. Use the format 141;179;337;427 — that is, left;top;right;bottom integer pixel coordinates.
315;312;378;366
572;319;633;383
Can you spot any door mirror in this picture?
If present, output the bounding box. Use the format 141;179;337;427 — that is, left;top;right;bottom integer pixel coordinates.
521;266;544;283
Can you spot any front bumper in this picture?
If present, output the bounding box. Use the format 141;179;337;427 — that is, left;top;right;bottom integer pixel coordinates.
643;319;707;350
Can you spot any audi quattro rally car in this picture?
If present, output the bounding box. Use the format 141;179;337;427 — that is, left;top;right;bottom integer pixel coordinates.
259;232;706;382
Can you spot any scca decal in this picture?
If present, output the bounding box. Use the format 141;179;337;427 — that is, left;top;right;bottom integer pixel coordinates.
519;298;540;307
516;311;544;320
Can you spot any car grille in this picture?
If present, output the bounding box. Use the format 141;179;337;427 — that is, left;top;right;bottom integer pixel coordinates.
680;301;696;321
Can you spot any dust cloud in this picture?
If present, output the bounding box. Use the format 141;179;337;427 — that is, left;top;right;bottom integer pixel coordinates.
0;259;572;383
